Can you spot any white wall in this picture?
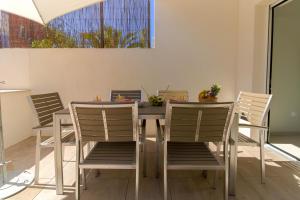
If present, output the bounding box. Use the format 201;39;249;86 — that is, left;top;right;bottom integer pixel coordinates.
0;51;32;147
0;0;240;144
235;0;275;141
236;0;278;94
26;0;238;105
0;0;240;103
0;50;30;89
0;91;32;148
236;0;300;135
236;0;261;94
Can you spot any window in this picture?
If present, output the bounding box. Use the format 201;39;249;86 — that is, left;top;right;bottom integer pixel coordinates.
18;25;26;39
0;0;154;48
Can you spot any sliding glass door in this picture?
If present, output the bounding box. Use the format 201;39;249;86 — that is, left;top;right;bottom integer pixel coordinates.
268;0;300;160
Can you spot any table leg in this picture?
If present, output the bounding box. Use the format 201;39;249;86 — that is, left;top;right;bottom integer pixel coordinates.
54;115;64;195
155;119;160;178
229;113;238;196
0;98;7;184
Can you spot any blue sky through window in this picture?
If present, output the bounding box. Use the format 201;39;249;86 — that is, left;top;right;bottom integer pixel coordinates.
49;0;155;48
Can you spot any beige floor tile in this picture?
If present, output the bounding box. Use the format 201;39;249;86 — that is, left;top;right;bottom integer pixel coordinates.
4;135;300;200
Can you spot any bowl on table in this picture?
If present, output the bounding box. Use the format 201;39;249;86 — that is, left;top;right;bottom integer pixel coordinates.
148;95;164;106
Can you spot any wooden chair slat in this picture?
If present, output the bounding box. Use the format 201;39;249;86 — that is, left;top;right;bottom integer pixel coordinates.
30;92;60;99
238;100;267;109
82;136;106;141
37;107;63;118
39;118;53;127
237;92;272;126
238;105;265;114
76;107;102;114
167;142;220;166
30;92;64;126
78;119;104;126
240;92;270;99
32;95;62;104
169;106;230;142
77;114;102;120
80;125;105;132
33;101;63;113
36;103;63;113
80;130;106;136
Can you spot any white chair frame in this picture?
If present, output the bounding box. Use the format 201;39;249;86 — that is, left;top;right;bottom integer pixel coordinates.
237;91;273;184
69;102;141;200
110;89;147;176
160;101;235;200
29;92;75;184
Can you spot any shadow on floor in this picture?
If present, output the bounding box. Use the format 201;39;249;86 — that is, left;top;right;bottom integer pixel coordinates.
7;137;300;200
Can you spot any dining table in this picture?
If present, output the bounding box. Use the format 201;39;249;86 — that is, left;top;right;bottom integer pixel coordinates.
53;102;238;196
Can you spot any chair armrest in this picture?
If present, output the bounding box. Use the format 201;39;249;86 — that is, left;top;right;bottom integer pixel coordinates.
239;123;268;130
33;123;73;130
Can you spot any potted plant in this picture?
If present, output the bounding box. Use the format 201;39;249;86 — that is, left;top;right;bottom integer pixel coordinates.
142;86;165;106
148;95;164;106
198;84;221;102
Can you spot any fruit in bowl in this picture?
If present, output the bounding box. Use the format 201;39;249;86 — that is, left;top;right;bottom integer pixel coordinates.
148;95;164;106
198;84;221;102
199;90;210;99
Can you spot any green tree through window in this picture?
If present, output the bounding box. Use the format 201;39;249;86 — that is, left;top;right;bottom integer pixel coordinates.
0;0;154;48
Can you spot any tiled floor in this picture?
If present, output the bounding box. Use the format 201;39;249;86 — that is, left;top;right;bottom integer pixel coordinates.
4;127;300;200
270;135;300;159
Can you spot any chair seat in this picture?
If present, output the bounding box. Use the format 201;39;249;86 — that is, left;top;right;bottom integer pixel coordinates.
80;142;136;169
40;130;75;147
167;142;223;170
238;133;258;146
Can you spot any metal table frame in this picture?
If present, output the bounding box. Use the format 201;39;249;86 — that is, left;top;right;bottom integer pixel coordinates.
0;90;34;199
53;105;238;196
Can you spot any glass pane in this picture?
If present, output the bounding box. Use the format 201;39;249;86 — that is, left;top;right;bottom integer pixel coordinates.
269;0;300;159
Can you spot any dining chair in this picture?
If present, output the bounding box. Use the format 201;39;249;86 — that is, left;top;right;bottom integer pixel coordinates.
155;90;189;178
110;90;142;102
29;92;75;184
69;101;141;200
237;91;272;184
159;101;235;200
158;90;189;102
110;89;147;176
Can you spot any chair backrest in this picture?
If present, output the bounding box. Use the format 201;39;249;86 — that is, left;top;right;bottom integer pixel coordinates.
158;90;189;102
110;90;142;102
237;91;272;126
70;102;138;142
165;101;235;143
30;92;64;126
